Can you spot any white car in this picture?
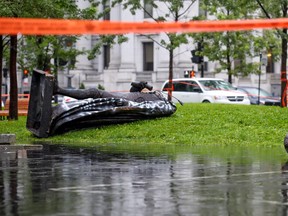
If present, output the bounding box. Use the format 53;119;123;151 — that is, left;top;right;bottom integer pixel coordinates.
161;78;250;105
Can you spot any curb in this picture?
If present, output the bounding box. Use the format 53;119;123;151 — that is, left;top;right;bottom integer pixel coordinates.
0;134;16;144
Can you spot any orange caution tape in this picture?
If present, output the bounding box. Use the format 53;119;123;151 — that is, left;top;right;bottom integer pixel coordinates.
1;17;288;35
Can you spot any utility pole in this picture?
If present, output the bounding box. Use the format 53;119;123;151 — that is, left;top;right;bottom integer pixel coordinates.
258;53;262;105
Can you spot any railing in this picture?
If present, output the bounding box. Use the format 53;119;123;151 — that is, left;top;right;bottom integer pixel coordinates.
1;94;30;99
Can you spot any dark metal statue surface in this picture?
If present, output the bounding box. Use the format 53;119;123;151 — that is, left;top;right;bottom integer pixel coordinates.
26;70;177;138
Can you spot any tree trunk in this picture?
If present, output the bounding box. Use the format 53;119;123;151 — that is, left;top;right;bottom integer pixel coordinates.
281;29;287;107
281;0;287;108
9;35;18;120
0;36;3;108
226;31;232;84
227;51;232;84
168;48;173;101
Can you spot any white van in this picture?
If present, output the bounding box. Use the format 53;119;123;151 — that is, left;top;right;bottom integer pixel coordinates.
161;78;250;105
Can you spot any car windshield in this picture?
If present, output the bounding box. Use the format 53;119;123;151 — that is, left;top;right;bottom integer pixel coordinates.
198;80;235;91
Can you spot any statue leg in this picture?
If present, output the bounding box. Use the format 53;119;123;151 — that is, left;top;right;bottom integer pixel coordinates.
53;81;161;102
53;82;116;99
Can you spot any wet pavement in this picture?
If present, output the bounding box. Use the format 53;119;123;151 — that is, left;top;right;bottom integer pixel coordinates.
0;144;288;216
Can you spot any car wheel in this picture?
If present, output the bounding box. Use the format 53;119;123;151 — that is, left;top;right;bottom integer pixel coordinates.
202;100;210;103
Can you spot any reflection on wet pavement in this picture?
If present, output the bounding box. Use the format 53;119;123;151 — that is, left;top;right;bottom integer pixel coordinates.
0;144;288;216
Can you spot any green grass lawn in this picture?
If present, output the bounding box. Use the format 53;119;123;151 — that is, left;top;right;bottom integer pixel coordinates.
1;103;288;150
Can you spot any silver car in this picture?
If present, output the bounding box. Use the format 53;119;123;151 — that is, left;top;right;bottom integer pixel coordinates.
237;86;281;106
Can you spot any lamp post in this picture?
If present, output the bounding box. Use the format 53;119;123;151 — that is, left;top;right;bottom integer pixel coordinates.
2;68;8;94
258;53;262;105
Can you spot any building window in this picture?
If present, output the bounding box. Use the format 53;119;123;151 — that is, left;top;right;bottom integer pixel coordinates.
103;45;110;69
144;0;153;18
103;1;110;20
143;42;153;71
204;61;208;72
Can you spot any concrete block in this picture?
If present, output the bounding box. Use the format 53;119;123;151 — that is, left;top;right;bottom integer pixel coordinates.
0;134;16;144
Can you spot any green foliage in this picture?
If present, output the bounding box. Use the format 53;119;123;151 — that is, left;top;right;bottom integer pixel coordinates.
0;0;80;19
0;0;98;73
0;0;127;76
1;104;288;149
97;84;105;90
256;0;287;18
79;83;85;89
190;0;281;80
17;35;84;74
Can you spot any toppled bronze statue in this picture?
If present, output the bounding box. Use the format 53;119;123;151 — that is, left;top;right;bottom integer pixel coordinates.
26;69;177;138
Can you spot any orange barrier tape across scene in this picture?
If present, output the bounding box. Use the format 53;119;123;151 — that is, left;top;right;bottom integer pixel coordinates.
1;17;288;35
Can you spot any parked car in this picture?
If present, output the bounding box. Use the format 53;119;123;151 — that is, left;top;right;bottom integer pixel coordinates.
237;86;281;106
161;78;250;105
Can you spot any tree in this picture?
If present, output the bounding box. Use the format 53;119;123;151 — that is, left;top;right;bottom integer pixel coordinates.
0;2;26;119
111;0;197;101
0;0;100;119
191;0;280;84
254;0;288;107
0;36;12;109
18;35;84;76
9;35;18;119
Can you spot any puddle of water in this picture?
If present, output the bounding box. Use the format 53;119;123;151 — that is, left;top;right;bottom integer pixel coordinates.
0;144;287;216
